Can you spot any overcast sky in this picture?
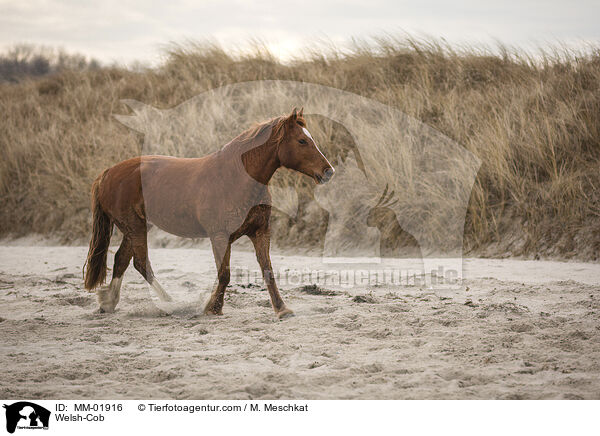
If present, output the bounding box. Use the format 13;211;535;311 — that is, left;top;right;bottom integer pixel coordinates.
1;0;598;65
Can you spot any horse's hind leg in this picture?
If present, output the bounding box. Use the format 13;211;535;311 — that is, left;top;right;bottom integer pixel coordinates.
97;236;133;313
131;234;172;302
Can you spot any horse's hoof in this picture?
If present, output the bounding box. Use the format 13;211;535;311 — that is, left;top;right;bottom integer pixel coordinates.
203;308;223;316
95;306;115;314
277;308;295;320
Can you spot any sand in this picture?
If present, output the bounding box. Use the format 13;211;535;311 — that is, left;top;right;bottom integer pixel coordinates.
1;245;599;399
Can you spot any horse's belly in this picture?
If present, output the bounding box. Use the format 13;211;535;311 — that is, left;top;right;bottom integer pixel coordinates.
145;196;207;238
148;214;208;239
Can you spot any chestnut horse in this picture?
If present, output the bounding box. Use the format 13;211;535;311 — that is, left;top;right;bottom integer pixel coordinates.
84;108;334;318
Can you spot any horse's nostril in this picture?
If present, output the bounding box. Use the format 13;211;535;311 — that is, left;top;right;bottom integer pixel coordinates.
316;167;334;184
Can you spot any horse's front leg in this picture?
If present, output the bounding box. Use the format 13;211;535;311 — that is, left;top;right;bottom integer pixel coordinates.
249;228;294;319
204;233;231;315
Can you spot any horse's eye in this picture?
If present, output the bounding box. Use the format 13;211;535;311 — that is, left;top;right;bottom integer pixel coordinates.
299;139;307;145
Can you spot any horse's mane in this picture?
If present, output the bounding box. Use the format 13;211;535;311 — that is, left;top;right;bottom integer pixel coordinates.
222;114;306;153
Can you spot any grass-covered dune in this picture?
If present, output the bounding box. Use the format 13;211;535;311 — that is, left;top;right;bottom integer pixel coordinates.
1;38;599;259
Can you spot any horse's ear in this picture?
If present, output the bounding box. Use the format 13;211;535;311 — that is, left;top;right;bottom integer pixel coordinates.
298;107;304;117
288;107;298;121
285;107;299;127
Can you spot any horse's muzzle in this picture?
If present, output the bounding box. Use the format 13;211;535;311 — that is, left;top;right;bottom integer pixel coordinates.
316;167;335;184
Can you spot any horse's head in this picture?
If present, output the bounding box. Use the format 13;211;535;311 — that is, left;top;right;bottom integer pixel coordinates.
278;108;335;184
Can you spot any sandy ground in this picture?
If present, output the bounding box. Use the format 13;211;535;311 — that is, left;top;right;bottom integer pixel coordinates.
1;245;600;399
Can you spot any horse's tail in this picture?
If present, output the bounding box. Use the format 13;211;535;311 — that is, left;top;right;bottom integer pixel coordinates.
84;170;112;290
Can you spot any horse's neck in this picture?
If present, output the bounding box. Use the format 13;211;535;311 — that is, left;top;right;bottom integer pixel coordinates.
238;139;280;185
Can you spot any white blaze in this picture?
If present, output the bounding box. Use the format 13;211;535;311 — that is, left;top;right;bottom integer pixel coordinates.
302;127;313;140
302;127;327;160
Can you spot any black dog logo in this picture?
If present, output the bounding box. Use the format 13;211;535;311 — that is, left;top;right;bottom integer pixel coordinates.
3;402;50;434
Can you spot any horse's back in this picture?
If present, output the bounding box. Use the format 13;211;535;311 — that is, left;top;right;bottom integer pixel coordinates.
101;155;210;194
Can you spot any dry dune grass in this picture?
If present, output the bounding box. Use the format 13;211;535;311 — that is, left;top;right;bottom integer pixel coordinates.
0;37;599;259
